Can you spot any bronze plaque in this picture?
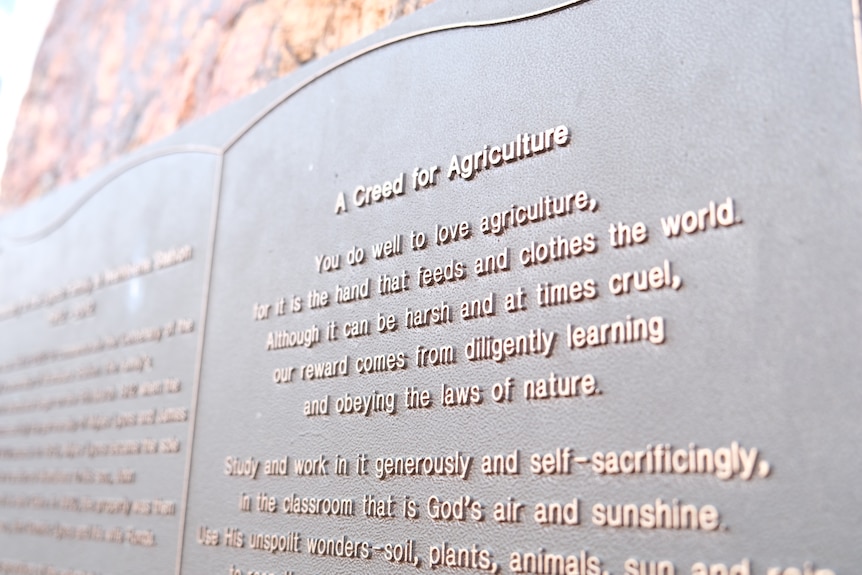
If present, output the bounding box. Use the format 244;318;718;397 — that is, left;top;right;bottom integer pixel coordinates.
0;1;860;574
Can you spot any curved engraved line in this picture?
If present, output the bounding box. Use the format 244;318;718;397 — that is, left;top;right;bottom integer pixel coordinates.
1;145;221;245
222;0;591;151
2;0;589;246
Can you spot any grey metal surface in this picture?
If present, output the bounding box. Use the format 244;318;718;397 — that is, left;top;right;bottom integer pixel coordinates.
0;1;860;574
0;152;218;574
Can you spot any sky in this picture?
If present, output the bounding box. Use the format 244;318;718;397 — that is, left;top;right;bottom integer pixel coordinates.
0;0;58;196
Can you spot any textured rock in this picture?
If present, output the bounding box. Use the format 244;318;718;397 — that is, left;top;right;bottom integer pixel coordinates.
0;0;435;211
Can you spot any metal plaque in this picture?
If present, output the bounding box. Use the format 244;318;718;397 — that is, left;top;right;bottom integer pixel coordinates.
1;1;861;574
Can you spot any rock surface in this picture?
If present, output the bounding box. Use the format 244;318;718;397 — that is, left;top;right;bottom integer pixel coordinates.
0;0;434;211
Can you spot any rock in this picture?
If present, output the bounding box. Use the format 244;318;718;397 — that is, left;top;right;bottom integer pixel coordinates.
0;0;434;211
